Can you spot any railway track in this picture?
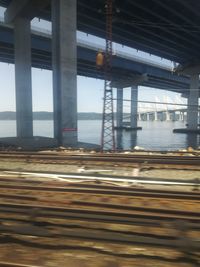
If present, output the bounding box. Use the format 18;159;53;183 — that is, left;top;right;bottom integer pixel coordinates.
0;151;199;169
2;169;200;187
0;179;199;201
0;172;199;266
0;263;39;267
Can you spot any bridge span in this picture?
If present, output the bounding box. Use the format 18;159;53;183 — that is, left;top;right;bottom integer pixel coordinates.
0;18;191;93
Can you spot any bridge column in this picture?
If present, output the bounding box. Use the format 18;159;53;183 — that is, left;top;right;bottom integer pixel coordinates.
154;111;158;121
179;111;183;121
130;85;138;128
146;113;150;121
171;111;176;121
199;111;200;125
116;130;123;150
116;88;123;128
166;111;170;121
187;74;199;129
14;18;33;138
52;0;77;146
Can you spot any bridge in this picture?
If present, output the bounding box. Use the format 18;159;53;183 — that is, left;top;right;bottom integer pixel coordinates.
0;17;191;92
118;96;200;128
0;0;199;148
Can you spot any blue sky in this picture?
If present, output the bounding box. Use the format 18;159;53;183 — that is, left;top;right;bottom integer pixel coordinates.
0;8;185;113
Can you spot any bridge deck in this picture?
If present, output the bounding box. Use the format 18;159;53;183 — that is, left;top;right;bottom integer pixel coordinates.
0;18;192;93
1;0;200;64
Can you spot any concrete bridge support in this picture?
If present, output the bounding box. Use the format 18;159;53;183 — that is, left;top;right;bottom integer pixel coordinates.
199;111;200;124
154;111;158;121
184;111;187;121
52;0;77;146
116;130;123;150
179;111;184;121
130;85;138;128
171;111;176;121
165;111;170;121
174;74;200;134
14;18;33;138
187;74;199;130
146;113;150;121
116;88;123;128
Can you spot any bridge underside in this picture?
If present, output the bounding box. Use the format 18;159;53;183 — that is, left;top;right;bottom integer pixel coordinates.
0;25;191;94
0;46;190;93
1;0;200;65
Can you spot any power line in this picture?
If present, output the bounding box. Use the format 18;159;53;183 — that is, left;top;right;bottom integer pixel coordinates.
115;18;200;33
113;98;200;108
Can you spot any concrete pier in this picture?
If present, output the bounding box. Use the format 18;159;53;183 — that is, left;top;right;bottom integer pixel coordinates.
165;111;170;121
146;113;150;121
154;111;158;121
173;74;200;134
116;130;123;150
14;17;33;138
187;74;199;130
52;0;77;147
116;88;123;128
130;85;138;128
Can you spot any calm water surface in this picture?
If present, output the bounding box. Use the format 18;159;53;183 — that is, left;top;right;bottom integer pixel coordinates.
0;120;199;150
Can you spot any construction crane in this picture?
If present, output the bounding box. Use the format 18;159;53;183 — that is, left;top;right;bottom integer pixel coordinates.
99;0;116;151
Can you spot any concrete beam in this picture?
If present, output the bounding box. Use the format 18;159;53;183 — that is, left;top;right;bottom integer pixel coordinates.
175;61;200;76
132;74;148;86
181;93;189;98
111;74;148;89
5;0;50;23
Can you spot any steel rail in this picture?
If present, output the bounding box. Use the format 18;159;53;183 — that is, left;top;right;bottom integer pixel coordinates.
0;151;200;160
2;169;200;186
0;152;200;168
0;194;199;262
1;149;199;154
0;263;40;267
0;202;200;224
1;236;199;265
0;189;199;218
0;203;199;253
1;214;199;234
0;184;199;262
0;154;199;168
0;194;199;263
0;250;195;267
0;182;199;201
72;200;200;217
0;173;199;190
0;176;199;226
0;222;199;251
0;213;169;228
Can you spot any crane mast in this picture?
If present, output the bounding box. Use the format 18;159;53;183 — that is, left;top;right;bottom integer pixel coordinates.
101;0;115;151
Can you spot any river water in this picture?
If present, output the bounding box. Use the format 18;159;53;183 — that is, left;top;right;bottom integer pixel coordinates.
0;120;199;150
